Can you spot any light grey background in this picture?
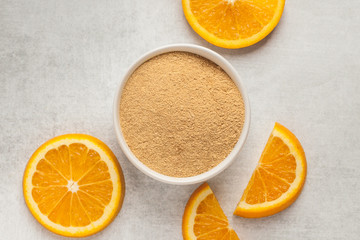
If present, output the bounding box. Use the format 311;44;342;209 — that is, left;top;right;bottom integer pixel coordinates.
1;0;359;239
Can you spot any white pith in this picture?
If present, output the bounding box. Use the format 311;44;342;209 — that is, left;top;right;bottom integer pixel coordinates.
67;180;79;193
226;0;236;5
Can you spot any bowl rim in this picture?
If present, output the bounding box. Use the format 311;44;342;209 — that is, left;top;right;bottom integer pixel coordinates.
113;43;250;185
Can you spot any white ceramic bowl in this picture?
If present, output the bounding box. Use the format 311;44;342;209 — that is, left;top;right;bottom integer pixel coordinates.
114;44;250;185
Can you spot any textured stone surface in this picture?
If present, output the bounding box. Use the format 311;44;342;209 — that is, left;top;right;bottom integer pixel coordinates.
1;0;359;239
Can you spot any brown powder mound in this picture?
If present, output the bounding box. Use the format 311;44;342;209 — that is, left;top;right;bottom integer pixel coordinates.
119;52;245;177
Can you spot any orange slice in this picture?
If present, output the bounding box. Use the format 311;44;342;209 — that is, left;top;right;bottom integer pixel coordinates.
183;183;240;240
23;134;125;237
234;123;306;218
182;0;285;49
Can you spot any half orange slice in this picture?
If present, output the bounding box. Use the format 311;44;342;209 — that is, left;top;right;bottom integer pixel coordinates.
183;183;240;240
182;0;286;48
234;123;306;218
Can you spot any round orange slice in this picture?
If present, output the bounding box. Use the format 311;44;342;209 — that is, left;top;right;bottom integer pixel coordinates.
183;183;240;240
182;0;285;49
23;134;125;237
234;123;306;218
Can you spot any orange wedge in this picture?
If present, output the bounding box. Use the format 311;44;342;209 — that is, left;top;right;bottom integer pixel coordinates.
234;123;306;218
23;134;125;237
183;183;240;240
182;0;285;48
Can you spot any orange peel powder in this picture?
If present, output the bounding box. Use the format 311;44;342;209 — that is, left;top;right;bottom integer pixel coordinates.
119;52;245;177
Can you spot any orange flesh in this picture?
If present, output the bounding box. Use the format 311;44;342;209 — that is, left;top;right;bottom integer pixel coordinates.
189;0;279;40
243;135;296;204
193;192;239;240
31;143;113;227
